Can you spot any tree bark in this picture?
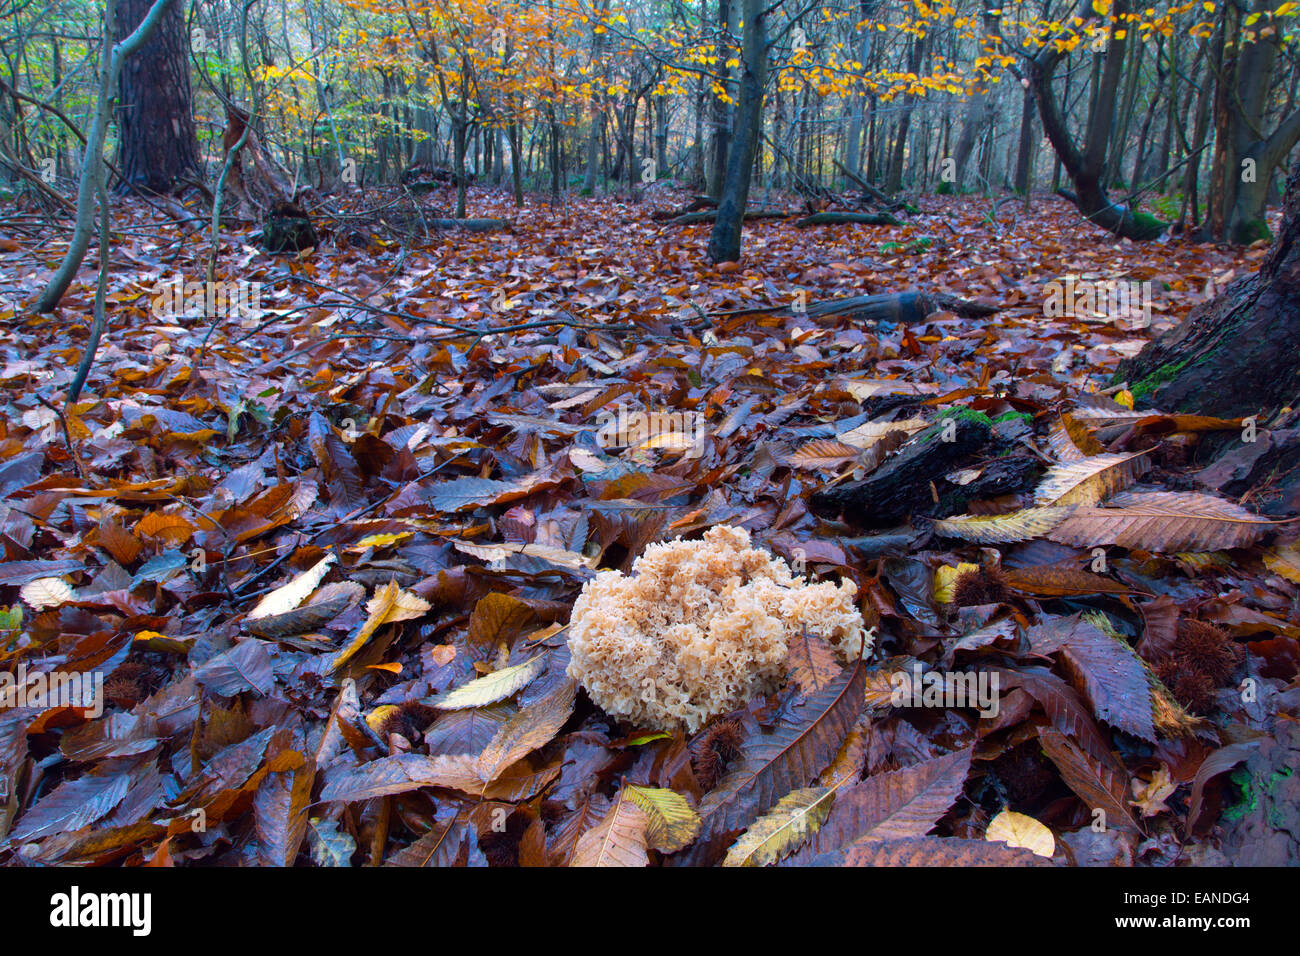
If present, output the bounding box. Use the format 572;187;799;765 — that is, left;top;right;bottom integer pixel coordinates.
1117;157;1300;420
1013;80;1036;195
707;0;734;199
114;0;198;194
705;0;765;263
1207;0;1300;243
949;7;998;192
885;34;928;194
1030;0;1168;240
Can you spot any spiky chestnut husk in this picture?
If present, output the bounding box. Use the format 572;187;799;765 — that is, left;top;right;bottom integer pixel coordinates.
952;564;1012;608
689;714;746;792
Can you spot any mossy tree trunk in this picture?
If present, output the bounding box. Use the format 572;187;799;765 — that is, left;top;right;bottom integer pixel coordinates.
1117;158;1300;419
1206;0;1300;245
1030;0;1168;241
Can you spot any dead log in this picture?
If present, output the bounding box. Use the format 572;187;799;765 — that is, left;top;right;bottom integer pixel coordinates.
401;164;471;191
810;416;1042;528
668;209;787;225
804;291;999;323
709;291;1000;324
795;211;901;227
423;218;512;232
651;194;718;220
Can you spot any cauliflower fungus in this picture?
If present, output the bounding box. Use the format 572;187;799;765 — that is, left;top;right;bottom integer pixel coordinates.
566;525;869;733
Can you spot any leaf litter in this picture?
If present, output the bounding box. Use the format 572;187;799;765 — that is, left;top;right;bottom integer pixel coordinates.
0;188;1295;866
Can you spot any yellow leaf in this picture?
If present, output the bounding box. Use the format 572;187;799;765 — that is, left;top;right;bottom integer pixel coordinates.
723;788;834;866
348;532;413;552
932;507;1075;544
366;704;400;732
327;580;431;673
1263;543;1300;584
1114;389;1135;409
934;563;979;603
985;809;1055;857
430;654;548;709
625;786;701;853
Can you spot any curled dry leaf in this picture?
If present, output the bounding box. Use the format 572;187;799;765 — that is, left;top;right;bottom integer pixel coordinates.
985;809;1055;858
243;581;365;638
247;555;337;621
20;576;77;611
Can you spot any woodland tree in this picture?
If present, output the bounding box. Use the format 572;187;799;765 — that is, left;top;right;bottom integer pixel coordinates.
113;0;199;193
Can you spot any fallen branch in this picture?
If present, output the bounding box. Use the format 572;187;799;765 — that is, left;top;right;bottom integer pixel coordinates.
833;159;910;212
651;195;717;220
795;211;901;227
708;291;1001;324
668;209;788;225
810;416;1033;528
421;218;513;232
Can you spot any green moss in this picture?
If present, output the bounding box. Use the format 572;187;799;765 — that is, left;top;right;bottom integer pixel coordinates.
935;407;993;426
879;236;933;255
1222;767;1255;822
1128;210;1167;241
1151;195;1182;220
1130;358;1190;404
991;411;1032;425
1223;765;1294;824
1230;218;1272;245
919;407;992;441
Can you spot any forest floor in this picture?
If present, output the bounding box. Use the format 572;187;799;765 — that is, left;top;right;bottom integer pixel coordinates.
0;188;1296;866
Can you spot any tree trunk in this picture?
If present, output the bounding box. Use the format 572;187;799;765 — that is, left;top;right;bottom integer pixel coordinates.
114;0;198;194
509;121;523;207
885;34;927;194
1013;81;1037;195
1031;0;1167;240
705;0;765;264
1118;157;1300;421
1207;0;1300;244
842;0;877;181
949;7;998;192
707;0;733;199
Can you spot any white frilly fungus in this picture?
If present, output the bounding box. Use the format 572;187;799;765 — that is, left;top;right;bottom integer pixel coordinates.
566;525;869;732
